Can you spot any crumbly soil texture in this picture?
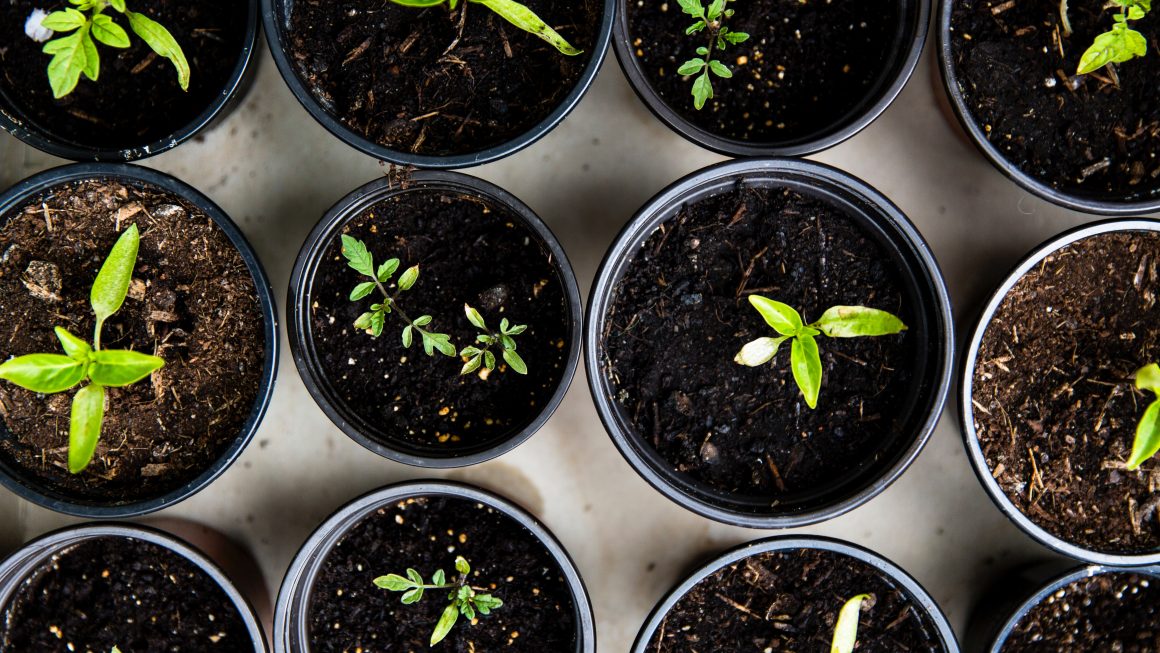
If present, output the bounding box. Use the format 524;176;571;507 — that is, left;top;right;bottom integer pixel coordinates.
0;179;264;503
973;231;1160;554
1;536;252;651
0;0;247;150
626;0;901;144
603;184;919;501
308;188;570;456
950;0;1160;202
647;548;944;651
307;495;578;652
1001;571;1160;652
286;0;601;157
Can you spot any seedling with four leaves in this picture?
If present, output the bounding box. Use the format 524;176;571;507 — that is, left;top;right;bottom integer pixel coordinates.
388;0;582;56
1127;363;1160;470
734;295;906;409
1068;0;1151;75
373;555;504;647
677;0;749;110
830;593;872;653
459;304;528;375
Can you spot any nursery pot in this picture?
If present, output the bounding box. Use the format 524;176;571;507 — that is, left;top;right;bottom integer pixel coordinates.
0;0;260;161
288;170;581;467
612;0;927;157
260;0;613;168
0;522;268;651
960;219;1160;566
0;163;279;518
586;157;954;528
273;480;595;652
632;535;960;652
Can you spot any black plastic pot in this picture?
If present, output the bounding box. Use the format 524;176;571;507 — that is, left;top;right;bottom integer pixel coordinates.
612;0;927;157
273;480;595;653
960;218;1160;566
0;522;269;651
0;163;279;518
632;535;960;652
260;0;613;169
586;158;954;528
288;170;581;467
0;2;260;162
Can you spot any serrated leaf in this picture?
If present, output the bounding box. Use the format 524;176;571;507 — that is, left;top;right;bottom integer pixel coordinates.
68;384;104;474
734;336;787;367
91;14;130;48
397;265;420;291
474;0;583;55
402;325;413;348
427;333;456;357
431;601;459;646
455;556;470;575
44;30;90;99
340;235;374;278
678;58;705;75
350;282;376;301
676;0;704;17
708;59;732;78
0;354;85;393
791;334;822;409
813;306;907;337
748;295;803;336
88;349;164;387
55;327;91;361
465;304;487;330
91;224;139;324
831;594;871;653
374;574;414;591
125;10;189;90
503;349;527;375
377;258;400;282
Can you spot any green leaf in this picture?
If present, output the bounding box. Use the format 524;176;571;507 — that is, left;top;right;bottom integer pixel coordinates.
407;568;424;585
706;0;726;20
734;336;787;367
708;60;732;78
55;326;92;361
108;0;127;10
696;46;709;55
125;10;190;91
678;58;706;75
78;28;99;81
474;593;502;614
685;20;706;35
1077;25;1147;74
402;325;414;348
431;601;460;646
1137;364;1160;393
111;647;122;653
87;349;164;387
350;282;376;301
0;354;85;393
478;334;495;345
90;14;130;48
377;258;400;282
461;355;482;376
791;334;822;409
725;31;750;43
354;312;374;331
429;333;456;357
813;306;907;338
505;324;527;335
831;594;871;653
374;574;414;591
457;585;472;601
68;384;104;474
401;587;424;604
44;30;91;98
397;265;420;291
460;346;482;357
503;349;528;375
432;569;447;586
371;311;385;338
91;224;139;324
455;556;470;575
413;315;433;327
1128;399;1160;470
748;295;803;336
676;0;704;17
473;0;583;55
464;304;487;330
340;235;374;278
500;334;517;351
692;70;713;110
483;350;496;370
389;0;447;5
460;601;476;620
40;8;87;31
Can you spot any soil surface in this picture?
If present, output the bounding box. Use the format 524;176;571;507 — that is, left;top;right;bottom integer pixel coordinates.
1001;571;1160;652
647;547;944;651
308;187;570;456
0;0;247;151
0;179;265;504
626;0;902;144
973;231;1160;554
307;494;578;651
0;536;253;651
950;0;1160;202
603;184;919;501
286;0;601;157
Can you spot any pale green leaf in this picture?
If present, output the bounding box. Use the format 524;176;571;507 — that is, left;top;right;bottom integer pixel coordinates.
503;348;527;375
431;602;460;646
55;326;91;361
464;304;487;330
748;295;803;336
813;306;907;338
708;59;732;78
40;8;87;31
406;568;423;585
1127;399;1160;470
43;30;90;98
734;336;787;367
91;14;130;48
678;58;705;75
78;28;99;81
0;354;85;393
125;10;190;90
397;265;420;291
69;384;105;474
350;281;376;301
354;312;374;331
432;569;447;585
473;0;583;55
340;235;374;277
108;0;127;11
91;224;139;323
1136;364;1160;393
483;350;496;370
831;594;871;653
87;349;164;387
791;334;822;409
692;70;713;110
676;0;704;17
455;556;470;575
402;325;413;348
374;574;413;590
461;355;482;376
377;258;400;282
401;587;424;604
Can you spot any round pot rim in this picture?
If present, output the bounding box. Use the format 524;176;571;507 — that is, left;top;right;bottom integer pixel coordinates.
259;0;614;169
287;170;582;468
631;534;960;652
272;479;596;653
611;0;929;157
960;217;1160;566
585;157;955;528
0;162;280;518
0;0;260;162
0;521;269;651
935;0;1160;216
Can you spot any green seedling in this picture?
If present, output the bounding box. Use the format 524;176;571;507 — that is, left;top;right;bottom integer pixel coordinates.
112;648;122;653
459;304;528;375
341;235;455;357
676;0;749;110
1072;0;1151;75
374;555;504;647
830;594;871;653
38;0;189;98
1127;363;1160;470
0;225;164;474
389;0;581;56
734;295;906;409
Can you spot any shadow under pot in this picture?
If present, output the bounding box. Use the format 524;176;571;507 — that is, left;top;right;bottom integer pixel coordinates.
0;523;268;651
274;480;595;652
962;219;1160;565
288;171;581;467
633;536;959;652
613;0;927;156
0;0;259;161
0;163;278;518
261;0;613;168
586;158;954;527
938;0;1160;214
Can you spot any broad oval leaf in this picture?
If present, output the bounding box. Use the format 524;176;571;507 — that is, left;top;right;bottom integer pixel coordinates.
88;349;164;387
432;569;447;586
377;258;400;282
455;556;470;575
91;224;139;323
464;304;487;330
1127;399;1160;470
354;312;374;331
402;324;414;348
55;326;92;361
79;28;99;81
460;601;476;620
473;0;583;55
692;70;713;110
430;601;460;646
708;60;732;78
350;281;376;301
503;348;528;375
91;14;130;48
374;574;413;591
677;58;705;75
791;334;822;409
397;265;420;291
340;235;374;277
814;306;907;338
0;354;84;393
734;336;785;367
461;355;482;376
830;594;871;653
370;311;386;338
1137;363;1160;393
69;384;105;474
483;350;496;370
748;295;803;336
40;8;87;31
125;10;190;90
44;30;90;98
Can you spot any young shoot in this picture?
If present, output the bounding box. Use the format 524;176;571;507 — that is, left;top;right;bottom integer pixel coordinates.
676;0;749;110
373;555;503;647
0;225;164;474
459;304;528;376
830;594;872;653
1074;0;1151;75
36;0;189;98
1127;363;1160;470
389;0;582;56
734;295;906;409
341;235;455;357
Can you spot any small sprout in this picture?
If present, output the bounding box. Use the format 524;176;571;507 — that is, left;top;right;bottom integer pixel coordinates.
111;648;122;653
734;296;906;409
389;0;582;56
830;594;872;653
459;304;528;376
1074;0;1150;76
0;225;165;474
677;0;749;109
373;555;504;647
1127;363;1160;470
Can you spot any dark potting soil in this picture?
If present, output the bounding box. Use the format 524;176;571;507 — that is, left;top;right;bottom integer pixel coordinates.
308;188;570;455
286;0;602;157
603;184;917;498
0;536;252;651
307;495;578;652
950;0;1160;202
647;548;944;651
625;0;901;144
973;231;1160;554
1001;571;1160;652
0;179;265;503
0;0;247;150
